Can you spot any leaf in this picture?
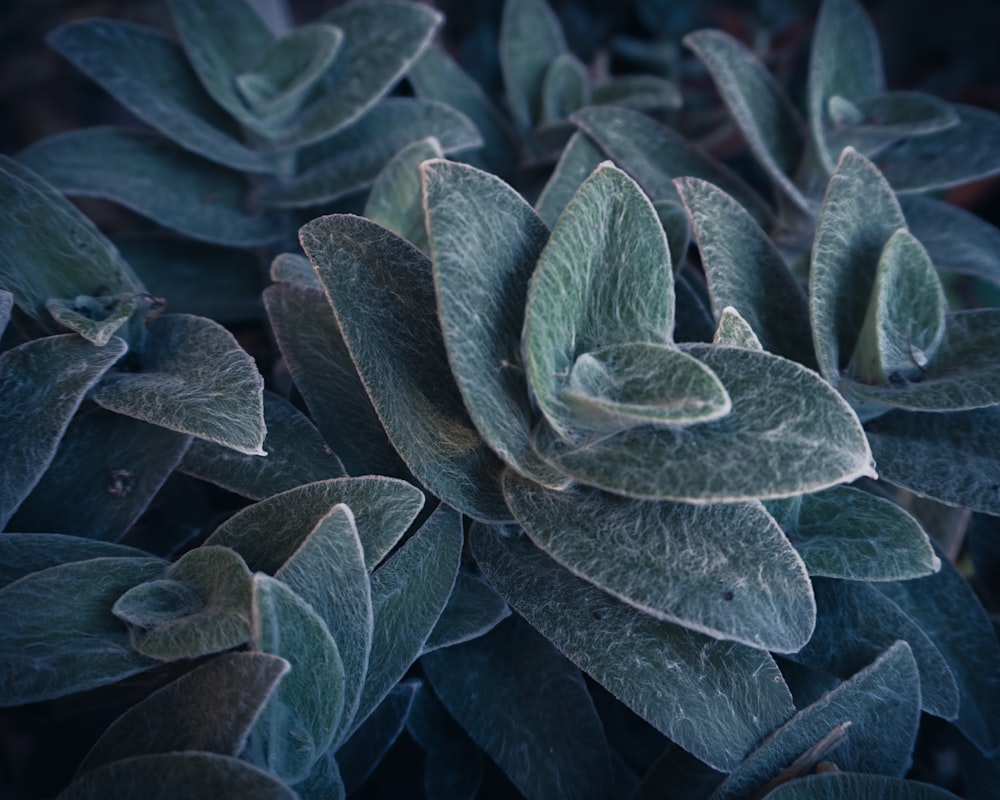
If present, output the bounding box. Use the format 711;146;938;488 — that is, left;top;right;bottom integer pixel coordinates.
684;30;809;211
535;131;605;227
251;573;345;783
676;176;814;366
407;682;485;800
714;307;763;349
114;546;253;660
674;267;718;343
422;570;511;654
471;525;795;771
790;578;959;720
809;147;907;384
267;98;480;207
422;614;616;799
655;199;692;275
0;289;11;335
533;344;875;502
269;252;321;288
59;752;297;800
902;195;1000;286
364;137;443;253
500;0;568;131
301;214;510;522
263;281;410;480
540;53;590;124
788;486;939;581
711;641;921;800
503;473;814;651
0;556;165;706
0;335;126;528
422;159;561;486
47;18;277;173
294;753;345;800
572;105;775;227
179;390;346;500
353;504;462;734
76;652;289;775
206;477;424;573
275;503;371;746
762;772;962;800
0;534;148;590
46;294;137;346
9;408;191;541
92;313;266;456
590;75;682;112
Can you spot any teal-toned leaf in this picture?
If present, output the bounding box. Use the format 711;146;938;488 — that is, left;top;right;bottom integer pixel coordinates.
263;281;410;480
179;391;346;500
535;131;605;227
47;18;276;173
353;504;462;733
19;128;286;248
572;105;775;227
422;614;616;799
422;570;511;654
875;552;1000;756
676;176;814;366
275;503;371;746
712;641;921;800
540;53;589;124
534;344;875;502
503;473;813;651
902;195;1000;286
684;30;809;211
407;682;485;800
46;294;137;346
0;556;165;706
9;408;191;541
788;486;939;581
471;525;795;771
0;290;11;335
251;573;345;783
809;147;907;384
807;0;885;173
766;773;962;799
674;267;717;343
77;652;288;775
714;307;763;349
269;252;320;288
267;99;480;207
0;534;148;590
632;745;724;800
591;75;682;112
59;752;297;800
114;546;253;660
301;214;510;522
836;91;958;137
207;477;424;572
500;0;568;131
92;313;266;455
866;408;1000;515
791;578;959;720
0;335;126;528
294;753;345;800
422;159;562;486
364;137;443;253
654;199;691;275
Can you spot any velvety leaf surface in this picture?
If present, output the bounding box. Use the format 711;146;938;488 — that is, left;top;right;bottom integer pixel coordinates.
422;570;511;653
676;177;814;366
293;752;345;800
503;473;814;651
471;525;795;771
809;147;907;383
179;391;346;500
19;128;286;247
92;313;266;455
764;773;962;799
422;615;616;799
540;53;589;124
46;294;137;346
0;534;148;589
77;652;289;775
535;131;605;227
47;18;276;172
59;752;297;800
353;504;462;734
534;344;874;501
251;573;345;783
364;137;442;252
301;214;509;522
714;307;763;350
0;335;126;528
591;75;682;112
0;556;165;706
207;477;424;573
711;641;921;800
269;252;320;288
500;0;567;131
9;408;191;541
902;195;1000;286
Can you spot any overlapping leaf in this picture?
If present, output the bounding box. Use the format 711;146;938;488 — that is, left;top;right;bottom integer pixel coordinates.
422;571;511;654
902;195;1000;287
364;137;442;252
764;773;962;799
0;534;148;589
535;131;605;227
500;0;568;131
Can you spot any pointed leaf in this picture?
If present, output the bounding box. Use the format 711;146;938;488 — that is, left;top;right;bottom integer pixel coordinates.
472;526;795;770
46;294;137;346
714;307;763;349
0;534;148;590
764;773;962;800
535;131;605;227
540;52;589;124
364;137;443;253
422;571;511;654
301;214;509;522
500;0;568;131
0;335;126;527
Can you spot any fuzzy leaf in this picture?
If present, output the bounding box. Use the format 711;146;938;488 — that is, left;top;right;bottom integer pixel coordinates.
269;252;320;288
179;391;346;500
471;524;796;771
207;477;424;573
301;214;510;522
500;0;568;131
422;614;616;799
9;408;190;541
364;137;443;252
422;571;511;654
251;573;345;783
46;294;137;346
0;335;126;528
714;307;763;349
0;557;165;706
294;753;345;800
540;53;589;124
591;75;682;112
534;344;875;502
0;290;11;335
902;195;1000;286
764;773;962;800
535;131;605;227
712;641;921;800
0;534;148;590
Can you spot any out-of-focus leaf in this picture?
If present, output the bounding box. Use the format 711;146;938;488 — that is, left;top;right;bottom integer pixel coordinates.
591;75;682;112
500;0;567;131
763;772;962;799
0;290;11;335
0;534;148;589
540;53;589;124
902;195;1000;286
632;745;724;800
293;753;345;800
46;294;137;346
535;131;605;228
407;682;484;800
269;252;320;288
364;137;442;253
422;570;510;654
